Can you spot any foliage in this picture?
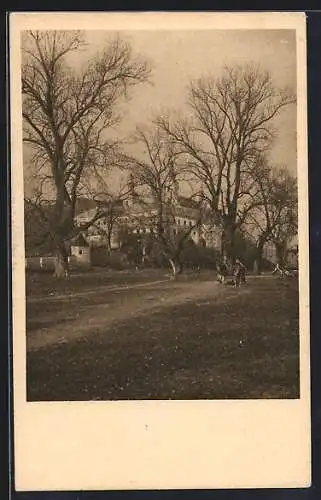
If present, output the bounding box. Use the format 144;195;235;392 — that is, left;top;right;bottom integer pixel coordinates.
156;64;295;259
242;157;298;269
22;30;150;276
121;125;203;275
23;39;297;275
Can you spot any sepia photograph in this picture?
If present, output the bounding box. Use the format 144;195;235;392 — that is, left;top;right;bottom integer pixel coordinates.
23;26;300;402
11;12;310;491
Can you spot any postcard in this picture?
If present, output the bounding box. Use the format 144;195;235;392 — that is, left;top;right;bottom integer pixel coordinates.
10;11;310;491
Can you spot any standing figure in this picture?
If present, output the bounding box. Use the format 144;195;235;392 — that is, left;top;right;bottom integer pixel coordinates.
216;258;228;284
272;263;294;279
233;259;247;287
272;263;284;277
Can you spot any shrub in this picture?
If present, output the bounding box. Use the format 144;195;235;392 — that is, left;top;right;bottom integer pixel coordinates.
106;251;130;270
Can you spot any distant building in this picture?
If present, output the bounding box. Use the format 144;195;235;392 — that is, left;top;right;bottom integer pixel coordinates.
70;233;91;267
262;235;298;267
75;186;222;251
287;235;299;268
263;241;277;264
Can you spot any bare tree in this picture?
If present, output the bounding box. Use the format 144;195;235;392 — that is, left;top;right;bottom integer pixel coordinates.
86;179;133;253
269;170;298;267
24;196;52;254
157;64;295;263
122;126;203;277
242;158;298;272
22;30;150;277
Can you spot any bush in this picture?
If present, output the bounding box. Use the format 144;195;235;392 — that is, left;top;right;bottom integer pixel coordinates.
106;251;130;270
233;231;258;270
91;247;109;267
180;241;219;270
26;256;56;273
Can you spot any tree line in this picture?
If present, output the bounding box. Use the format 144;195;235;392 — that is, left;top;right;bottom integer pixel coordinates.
22;30;298;278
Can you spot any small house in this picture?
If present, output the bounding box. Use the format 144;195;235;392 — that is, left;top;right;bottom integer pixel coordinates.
70;233;91;267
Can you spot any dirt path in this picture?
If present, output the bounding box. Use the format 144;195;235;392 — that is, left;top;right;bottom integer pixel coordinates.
27;280;234;352
26;278;170;303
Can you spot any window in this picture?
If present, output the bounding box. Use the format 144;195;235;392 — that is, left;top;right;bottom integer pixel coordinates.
79;249;83;255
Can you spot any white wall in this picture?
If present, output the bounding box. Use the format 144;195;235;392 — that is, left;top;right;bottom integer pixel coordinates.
70;246;91;265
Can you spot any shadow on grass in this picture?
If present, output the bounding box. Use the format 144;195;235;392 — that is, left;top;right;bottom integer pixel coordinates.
27;278;300;401
25;268;170;297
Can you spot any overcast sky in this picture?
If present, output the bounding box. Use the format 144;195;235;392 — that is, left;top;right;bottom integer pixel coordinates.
82;29;297;168
23;28;297;195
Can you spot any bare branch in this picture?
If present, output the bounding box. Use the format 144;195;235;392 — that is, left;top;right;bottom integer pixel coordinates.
23;30;151;269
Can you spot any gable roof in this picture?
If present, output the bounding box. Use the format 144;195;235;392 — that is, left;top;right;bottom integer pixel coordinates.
70;233;89;247
177;195;200;210
75;197;97;215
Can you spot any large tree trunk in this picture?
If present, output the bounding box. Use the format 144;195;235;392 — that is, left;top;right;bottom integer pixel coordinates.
168;258;177;279
54;241;70;279
176;257;184;275
105;228;113;255
167;255;183;279
254;239;265;275
106;240;112;255
221;224;236;266
275;241;287;267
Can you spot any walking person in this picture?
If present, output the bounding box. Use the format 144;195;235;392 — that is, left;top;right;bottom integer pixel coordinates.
233;258;247;287
216;257;228;284
272;263;284;277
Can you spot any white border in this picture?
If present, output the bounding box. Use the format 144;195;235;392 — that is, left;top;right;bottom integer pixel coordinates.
10;11;310;491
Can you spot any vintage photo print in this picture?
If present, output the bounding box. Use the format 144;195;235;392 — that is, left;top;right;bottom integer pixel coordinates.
10;11;310;491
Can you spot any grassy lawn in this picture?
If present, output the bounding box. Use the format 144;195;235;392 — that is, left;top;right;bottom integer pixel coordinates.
27;284;172;332
27;276;300;401
26;267;170;297
26;269;215;332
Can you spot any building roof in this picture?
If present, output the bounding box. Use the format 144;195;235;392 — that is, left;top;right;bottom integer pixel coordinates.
75;198;97;215
97;199;125;213
289;234;298;248
177;195;200;210
75;194;202;225
70;233;89;247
